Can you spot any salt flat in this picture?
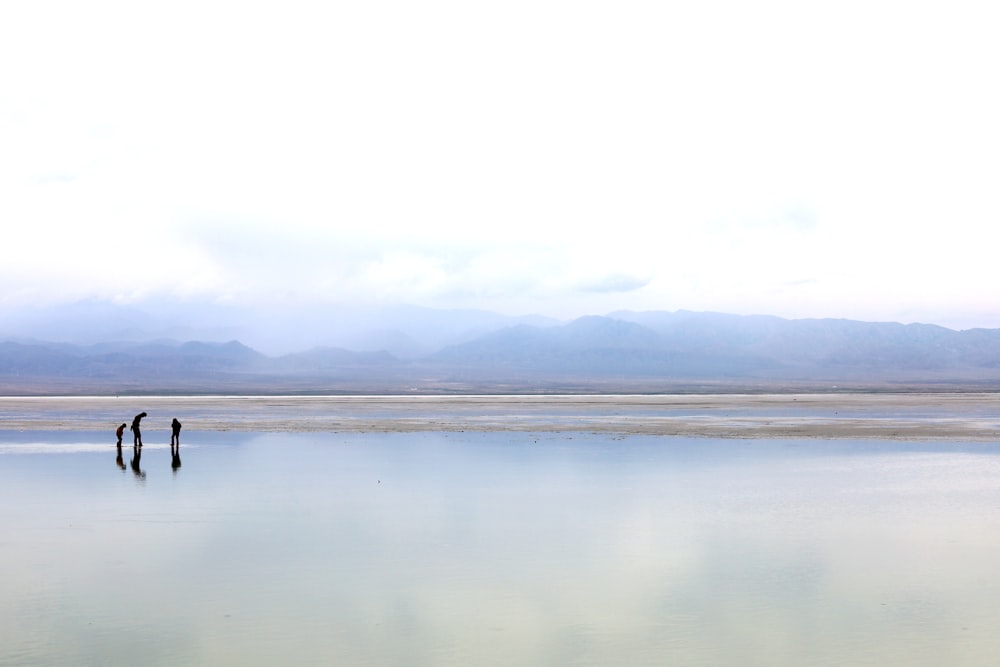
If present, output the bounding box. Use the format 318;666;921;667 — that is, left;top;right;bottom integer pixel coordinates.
1;393;999;439
5;398;1000;664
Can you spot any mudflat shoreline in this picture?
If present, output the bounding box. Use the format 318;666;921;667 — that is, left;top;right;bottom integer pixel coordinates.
1;393;999;440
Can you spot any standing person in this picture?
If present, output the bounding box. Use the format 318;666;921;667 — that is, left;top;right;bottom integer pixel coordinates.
130;412;147;447
171;418;182;446
115;423;126;446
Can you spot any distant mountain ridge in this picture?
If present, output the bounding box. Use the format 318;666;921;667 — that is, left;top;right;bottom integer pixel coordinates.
609;310;998;370
3;309;1000;394
429;313;1000;379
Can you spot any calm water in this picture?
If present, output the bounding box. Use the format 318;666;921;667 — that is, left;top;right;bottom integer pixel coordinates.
3;431;1000;666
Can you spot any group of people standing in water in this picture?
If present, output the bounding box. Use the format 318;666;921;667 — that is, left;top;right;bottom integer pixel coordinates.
114;411;183;476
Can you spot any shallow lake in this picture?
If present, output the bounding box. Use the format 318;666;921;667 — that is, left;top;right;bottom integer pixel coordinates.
3;430;1000;666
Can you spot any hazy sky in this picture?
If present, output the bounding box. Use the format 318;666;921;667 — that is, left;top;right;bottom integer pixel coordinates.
2;1;998;328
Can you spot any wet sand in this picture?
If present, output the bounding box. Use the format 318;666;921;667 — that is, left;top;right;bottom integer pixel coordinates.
2;393;1000;440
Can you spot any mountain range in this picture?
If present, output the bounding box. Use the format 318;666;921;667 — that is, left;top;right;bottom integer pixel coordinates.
3;301;1000;394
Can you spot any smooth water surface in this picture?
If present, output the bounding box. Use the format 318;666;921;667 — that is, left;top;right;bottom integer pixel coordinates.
3;431;1000;666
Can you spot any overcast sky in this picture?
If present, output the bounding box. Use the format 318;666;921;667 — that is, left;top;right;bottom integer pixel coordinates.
2;1;998;329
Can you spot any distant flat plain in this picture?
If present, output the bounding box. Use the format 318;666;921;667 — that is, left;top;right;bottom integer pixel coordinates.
2;393;999;440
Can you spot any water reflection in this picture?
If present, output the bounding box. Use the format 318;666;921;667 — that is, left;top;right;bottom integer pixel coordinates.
115;442;126;471
128;443;145;481
171;441;182;473
4;432;1000;666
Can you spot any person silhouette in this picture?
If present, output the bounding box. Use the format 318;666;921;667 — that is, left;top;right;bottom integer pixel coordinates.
130;412;147;447
170;418;182;446
115;423;126;447
115;442;126;471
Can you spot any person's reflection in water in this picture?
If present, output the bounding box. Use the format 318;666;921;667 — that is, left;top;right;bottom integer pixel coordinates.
171;440;182;474
115;442;126;471
130;443;146;480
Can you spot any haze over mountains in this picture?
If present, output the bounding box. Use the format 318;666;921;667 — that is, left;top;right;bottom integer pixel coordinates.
2;300;1000;394
0;300;558;357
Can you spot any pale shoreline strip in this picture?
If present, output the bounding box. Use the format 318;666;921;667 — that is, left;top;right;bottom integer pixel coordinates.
1;393;999;440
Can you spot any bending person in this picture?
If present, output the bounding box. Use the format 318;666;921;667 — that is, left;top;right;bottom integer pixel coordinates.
130;411;147;447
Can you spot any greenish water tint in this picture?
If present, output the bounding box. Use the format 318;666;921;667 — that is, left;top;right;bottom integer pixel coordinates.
3;431;1000;666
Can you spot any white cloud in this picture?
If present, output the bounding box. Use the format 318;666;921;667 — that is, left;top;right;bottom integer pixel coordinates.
1;0;999;327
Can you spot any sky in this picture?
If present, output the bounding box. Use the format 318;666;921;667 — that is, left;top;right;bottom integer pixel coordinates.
2;0;999;330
